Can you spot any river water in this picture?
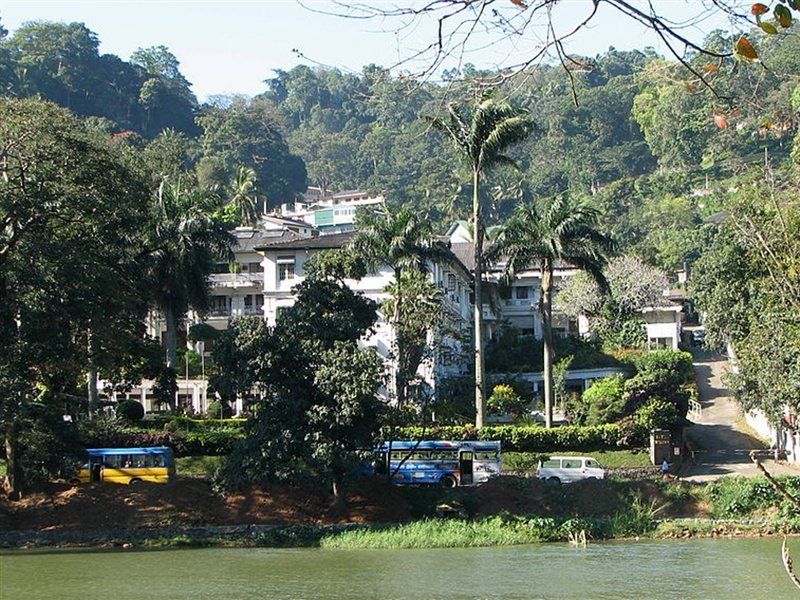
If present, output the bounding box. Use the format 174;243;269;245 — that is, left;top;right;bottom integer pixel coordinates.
1;538;796;599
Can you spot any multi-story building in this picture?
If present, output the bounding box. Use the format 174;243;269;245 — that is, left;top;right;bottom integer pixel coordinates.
277;189;384;234
256;230;475;396
122;194;678;415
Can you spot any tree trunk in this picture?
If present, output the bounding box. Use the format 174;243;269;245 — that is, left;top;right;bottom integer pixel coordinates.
392;267;406;407
164;303;177;371
4;420;21;499
473;168;486;429
331;473;348;516
540;259;555;429
87;327;99;418
164;304;178;413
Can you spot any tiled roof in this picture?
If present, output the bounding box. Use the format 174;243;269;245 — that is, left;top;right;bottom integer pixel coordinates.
449;242;476;271
262;215;314;228
231;228;296;253
254;231;356;252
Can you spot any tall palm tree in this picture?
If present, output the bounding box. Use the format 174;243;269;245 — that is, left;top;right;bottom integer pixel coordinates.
228;165;261;226
428;91;535;428
150;180;232;407
491;195;615;428
351;204;448;406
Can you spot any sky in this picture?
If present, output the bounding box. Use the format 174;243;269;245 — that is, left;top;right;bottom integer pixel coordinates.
1;1;743;99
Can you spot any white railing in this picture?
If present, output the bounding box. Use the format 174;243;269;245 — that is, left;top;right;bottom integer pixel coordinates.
505;298;533;307
210;272;263;288
688;398;702;421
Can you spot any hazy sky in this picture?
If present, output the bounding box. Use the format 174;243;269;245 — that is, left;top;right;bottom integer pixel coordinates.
2;1;741;99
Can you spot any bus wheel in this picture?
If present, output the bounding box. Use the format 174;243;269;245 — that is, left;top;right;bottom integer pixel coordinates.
128;478;141;486
440;475;458;488
547;477;561;486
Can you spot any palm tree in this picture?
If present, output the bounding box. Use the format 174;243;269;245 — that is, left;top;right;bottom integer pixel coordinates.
150;180;232;408
428;91;535;428
491;195;615;428
351;204;448;406
228;166;261;226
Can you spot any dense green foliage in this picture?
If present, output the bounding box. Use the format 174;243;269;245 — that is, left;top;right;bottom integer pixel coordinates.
487;384;528;421
583;376;627;426
116;400;145;422
395;423;643;452
217;273;384;496
0;98;156;490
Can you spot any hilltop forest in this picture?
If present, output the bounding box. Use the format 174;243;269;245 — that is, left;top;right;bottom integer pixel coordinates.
1;18;799;476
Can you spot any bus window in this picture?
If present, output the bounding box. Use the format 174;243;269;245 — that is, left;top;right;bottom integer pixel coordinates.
475;451;498;461
132;454;147;468
105;455;121;468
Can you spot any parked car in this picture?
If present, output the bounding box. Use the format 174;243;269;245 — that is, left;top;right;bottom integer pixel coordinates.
536;456;606;484
691;328;706;347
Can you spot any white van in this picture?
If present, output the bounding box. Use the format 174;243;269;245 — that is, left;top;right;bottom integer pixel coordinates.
536;456;606;484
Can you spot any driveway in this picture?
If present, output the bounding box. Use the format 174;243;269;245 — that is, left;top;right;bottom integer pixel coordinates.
680;348;800;481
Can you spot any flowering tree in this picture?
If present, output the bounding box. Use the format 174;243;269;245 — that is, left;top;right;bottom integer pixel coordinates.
558;255;668;326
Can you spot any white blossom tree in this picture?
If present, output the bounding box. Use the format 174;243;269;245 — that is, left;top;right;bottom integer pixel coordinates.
557;255;669;326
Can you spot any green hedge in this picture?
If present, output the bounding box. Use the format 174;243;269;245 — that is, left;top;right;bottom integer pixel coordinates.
81;427;242;456
394;424;640;452
133;416;246;432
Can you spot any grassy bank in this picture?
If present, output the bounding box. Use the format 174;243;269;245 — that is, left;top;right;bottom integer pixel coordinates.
175;455;224;479
24;514;796;552
6;472;800;551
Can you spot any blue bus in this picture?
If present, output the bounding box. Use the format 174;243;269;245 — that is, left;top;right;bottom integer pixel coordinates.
377;440;501;487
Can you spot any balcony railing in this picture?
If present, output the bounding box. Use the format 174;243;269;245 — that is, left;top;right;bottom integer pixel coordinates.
505;298;533;307
209;272;263;288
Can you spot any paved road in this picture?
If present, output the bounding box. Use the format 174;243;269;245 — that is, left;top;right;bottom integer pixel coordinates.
680;349;800;481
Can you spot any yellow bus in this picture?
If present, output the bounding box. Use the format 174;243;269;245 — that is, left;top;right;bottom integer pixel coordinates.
73;447;175;485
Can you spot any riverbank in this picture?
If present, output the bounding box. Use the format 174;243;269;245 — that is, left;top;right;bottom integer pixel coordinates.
1;515;796;551
3;474;800;550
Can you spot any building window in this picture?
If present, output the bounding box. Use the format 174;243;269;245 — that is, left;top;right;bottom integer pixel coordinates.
277;256;295;282
447;274;457;291
210;295;231;316
516;286;529;300
248;262;264;273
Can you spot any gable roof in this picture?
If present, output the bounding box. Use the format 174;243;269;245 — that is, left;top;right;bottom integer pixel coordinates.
255;231;355;252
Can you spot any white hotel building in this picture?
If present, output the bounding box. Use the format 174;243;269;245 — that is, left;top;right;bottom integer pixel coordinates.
120;193;684;414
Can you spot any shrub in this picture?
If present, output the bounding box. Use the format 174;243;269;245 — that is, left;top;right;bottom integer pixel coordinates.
79;419;242;456
615;415;648;447
488;384;529;420
583;375;626;425
599;317;647;351
116;399;145;422
623;370;690;419
394;423;636;452
708;477;786;518
634;398;677;430
630;349;694;381
206;401;232;419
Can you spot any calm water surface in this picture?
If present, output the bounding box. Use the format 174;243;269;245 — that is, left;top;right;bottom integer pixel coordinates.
1;538;796;599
